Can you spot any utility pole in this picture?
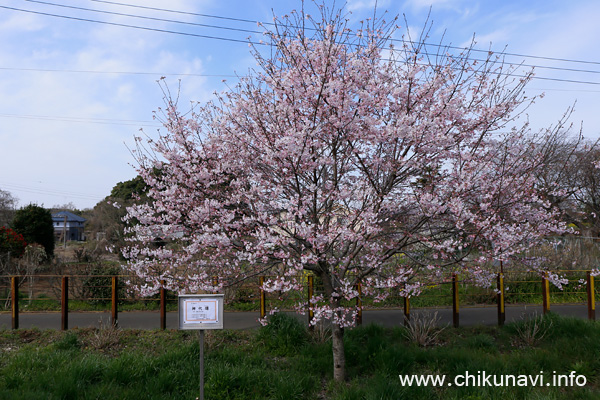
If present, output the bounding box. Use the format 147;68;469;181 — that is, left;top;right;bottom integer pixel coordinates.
63;214;67;249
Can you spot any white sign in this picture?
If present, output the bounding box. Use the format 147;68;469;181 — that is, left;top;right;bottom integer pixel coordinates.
184;299;219;324
178;294;224;330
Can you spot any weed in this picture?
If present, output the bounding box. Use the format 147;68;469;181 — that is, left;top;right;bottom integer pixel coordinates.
512;312;553;347
403;311;447;347
86;318;122;352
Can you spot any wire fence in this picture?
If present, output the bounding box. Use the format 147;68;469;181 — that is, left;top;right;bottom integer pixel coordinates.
1;266;598;330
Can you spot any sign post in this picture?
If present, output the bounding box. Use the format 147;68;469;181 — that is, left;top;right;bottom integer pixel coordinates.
179;294;224;400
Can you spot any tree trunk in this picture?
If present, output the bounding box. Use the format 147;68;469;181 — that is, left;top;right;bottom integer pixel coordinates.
332;321;345;382
320;268;346;382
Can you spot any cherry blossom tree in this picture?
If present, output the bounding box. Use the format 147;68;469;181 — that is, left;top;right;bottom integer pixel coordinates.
124;5;566;381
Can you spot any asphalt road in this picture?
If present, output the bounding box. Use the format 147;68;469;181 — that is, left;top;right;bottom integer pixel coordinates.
0;304;593;330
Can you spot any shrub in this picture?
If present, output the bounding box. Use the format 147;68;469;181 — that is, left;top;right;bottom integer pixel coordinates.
0;226;27;257
11;204;54;257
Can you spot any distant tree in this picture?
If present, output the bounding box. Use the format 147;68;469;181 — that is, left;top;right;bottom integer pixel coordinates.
531;125;600;236
569;147;600;236
110;176;147;201
124;5;567;381
83;176;148;250
0;189;18;227
11;204;55;257
51;202;83;216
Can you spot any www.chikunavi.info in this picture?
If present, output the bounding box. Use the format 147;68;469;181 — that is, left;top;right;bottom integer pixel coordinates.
399;371;587;387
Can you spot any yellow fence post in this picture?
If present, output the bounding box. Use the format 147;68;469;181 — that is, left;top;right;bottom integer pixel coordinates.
403;295;410;327
542;273;550;315
212;276;219;294
497;273;505;326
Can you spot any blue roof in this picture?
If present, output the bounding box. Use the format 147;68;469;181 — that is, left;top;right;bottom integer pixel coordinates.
52;210;86;223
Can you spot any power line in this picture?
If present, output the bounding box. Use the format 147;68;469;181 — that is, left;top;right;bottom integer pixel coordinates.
0;66;235;78
27;0;600;78
90;0;274;27
25;0;262;36
0;113;162;127
0;5;258;45
2;63;597;90
0;181;103;201
4;3;600;86
526;88;600;93
90;0;600;68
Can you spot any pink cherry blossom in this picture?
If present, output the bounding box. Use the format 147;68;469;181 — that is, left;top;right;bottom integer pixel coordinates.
123;6;567;382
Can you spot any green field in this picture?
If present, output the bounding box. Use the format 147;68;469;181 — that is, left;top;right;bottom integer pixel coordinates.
0;312;599;399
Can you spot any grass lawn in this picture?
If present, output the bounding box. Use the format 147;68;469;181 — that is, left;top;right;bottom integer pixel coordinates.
0;313;599;399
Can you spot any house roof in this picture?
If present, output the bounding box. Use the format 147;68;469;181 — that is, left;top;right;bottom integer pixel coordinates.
52;210;86;223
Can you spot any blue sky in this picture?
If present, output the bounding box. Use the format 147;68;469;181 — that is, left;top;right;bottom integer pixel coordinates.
0;0;599;209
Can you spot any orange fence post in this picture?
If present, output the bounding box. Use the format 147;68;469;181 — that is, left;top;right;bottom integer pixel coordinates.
160;280;166;330
307;275;314;330
11;276;18;330
497;273;505;326
542;273;550;315
111;276;118;327
452;273;459;328
61;276;68;331
259;276;266;320
587;272;596;321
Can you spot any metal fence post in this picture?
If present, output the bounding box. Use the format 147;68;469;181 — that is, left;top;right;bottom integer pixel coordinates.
542;273;550;315
307;275;314;330
587;271;596;321
111;276;118;327
61;276;68;330
11;276;18;330
497;273;505;326
160;279;166;330
452;273;459;328
259;276;266;320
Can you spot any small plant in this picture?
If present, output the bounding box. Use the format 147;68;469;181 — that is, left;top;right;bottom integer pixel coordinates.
87;318;121;352
513;312;553;346
403;311;446;347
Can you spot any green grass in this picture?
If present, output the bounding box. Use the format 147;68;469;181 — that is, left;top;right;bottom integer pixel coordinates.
0;313;599;399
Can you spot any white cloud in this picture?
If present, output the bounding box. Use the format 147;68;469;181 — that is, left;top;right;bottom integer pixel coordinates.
347;0;392;12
